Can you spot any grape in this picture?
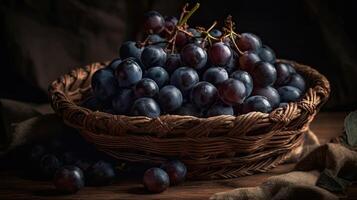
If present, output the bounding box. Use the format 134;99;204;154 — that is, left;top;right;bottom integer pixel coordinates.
170;67;199;95
143;167;169;193
190;82;218;108
275;63;296;86
164;16;178;32
165;53;182;74
175;31;189;47
252;86;280;109
40;154;61;178
144;11;165;33
158;85;183;112
230;70;253;96
206;103;234;117
278;86;302;103
160;160;187;185
86;161;116;186
174;103;201;117
131;98;161;118
225;52;239;74
145;66;169;88
188;28;202;38
258;45;276;63
202;67;229;86
53;166;84;194
119;41;142;62
181;43;207;70
28;145;46;170
107;58;122;71
208;42;232;66
147;34;167;48
134;78;159;98
141;45;167;68
112;89;135;114
242;95;272;114
209;29;222;38
218;78;246;105
92;68;118;102
81;95;101;111
286;73;306;92
251;61;277;87
239;51;261;72
115;58;142;88
237;33;262;52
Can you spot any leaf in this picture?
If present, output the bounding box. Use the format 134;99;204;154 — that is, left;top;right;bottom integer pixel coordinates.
344;110;357;147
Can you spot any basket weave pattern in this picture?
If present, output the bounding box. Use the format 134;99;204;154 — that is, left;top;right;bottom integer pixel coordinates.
49;59;330;179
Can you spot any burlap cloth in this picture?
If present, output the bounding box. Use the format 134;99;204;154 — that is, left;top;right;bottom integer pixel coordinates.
0;99;356;199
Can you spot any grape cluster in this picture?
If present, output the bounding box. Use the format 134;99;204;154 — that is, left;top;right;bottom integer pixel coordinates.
89;3;306;118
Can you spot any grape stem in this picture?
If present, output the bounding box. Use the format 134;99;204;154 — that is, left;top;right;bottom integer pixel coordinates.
222;15;244;55
197;21;220;47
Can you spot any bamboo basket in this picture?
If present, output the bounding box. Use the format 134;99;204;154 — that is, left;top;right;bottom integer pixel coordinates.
49;59;330;179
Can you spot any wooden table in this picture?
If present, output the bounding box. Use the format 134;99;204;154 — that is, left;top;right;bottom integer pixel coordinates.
1;112;356;200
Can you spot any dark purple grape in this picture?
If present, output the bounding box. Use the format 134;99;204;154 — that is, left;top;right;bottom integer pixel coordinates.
242;95;272;114
115;58;142;88
181;43;207;70
230;70;253;96
225;52;239;74
119;41;142;61
92;68;118;102
174;103;201;117
164;16;178;32
275;63;296;86
239;51;261;72
252;61;277;87
278;86;302;103
143;167;169;193
145;66;169;88
86;161;116;186
147;34;167;48
208;42;232;66
188;28;202;38
286;73;306;92
141;46;167;68
165;53;182;74
175;31;189;47
131;98;161;118
202;67;229;86
54;166;84;194
40;154;61;178
237;33;262;52
190;82;218;108
258;45;276;63
158;85;183;112
112;89;135;114
206;103;234;117
61;152;79;165
160;160;187;185
218;78;246;105
81;95;101;111
107;58;122;71
144;11;165;33
279;102;289;108
134;78;159;98
209;29;222;38
170;67;199;95
252;86;280;109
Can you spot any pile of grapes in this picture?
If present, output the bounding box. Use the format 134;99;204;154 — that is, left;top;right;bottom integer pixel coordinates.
88;3;306;118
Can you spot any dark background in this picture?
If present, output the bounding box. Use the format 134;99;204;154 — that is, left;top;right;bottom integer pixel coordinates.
0;0;356;110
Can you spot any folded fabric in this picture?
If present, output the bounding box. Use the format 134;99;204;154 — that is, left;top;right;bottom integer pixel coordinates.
211;143;357;200
0;99;70;156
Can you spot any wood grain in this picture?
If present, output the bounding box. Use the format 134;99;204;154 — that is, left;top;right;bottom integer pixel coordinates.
1;112;356;200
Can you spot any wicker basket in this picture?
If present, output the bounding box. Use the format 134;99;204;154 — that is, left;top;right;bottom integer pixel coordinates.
49;59;330;180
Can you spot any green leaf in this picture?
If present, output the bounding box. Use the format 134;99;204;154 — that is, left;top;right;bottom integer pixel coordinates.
344;110;357;147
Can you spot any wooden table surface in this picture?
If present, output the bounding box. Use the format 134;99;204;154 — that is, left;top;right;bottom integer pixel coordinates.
1;112;356;200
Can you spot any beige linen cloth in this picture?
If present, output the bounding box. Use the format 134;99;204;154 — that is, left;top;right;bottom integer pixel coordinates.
1;99;356;200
